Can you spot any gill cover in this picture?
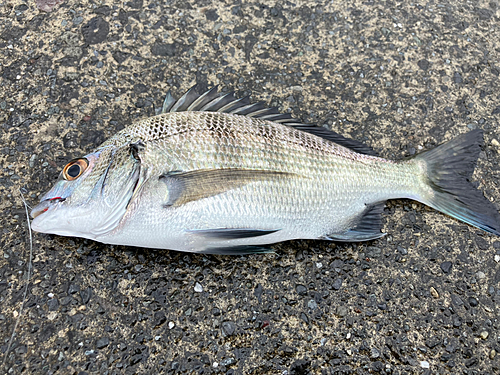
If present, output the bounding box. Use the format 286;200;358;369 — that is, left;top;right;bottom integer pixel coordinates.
90;144;142;236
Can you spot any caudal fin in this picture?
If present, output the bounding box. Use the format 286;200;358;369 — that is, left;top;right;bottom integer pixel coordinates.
415;129;500;235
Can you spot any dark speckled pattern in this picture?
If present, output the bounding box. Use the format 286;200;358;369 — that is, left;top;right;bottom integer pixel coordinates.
1;1;500;374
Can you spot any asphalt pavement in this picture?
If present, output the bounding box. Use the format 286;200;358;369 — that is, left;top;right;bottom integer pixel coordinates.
1;0;500;374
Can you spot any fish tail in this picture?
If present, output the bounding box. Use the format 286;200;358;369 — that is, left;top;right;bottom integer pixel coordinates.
413;129;500;235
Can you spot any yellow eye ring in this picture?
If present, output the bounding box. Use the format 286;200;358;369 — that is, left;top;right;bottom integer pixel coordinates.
62;158;89;181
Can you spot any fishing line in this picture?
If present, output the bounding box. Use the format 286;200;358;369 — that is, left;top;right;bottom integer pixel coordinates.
2;190;33;367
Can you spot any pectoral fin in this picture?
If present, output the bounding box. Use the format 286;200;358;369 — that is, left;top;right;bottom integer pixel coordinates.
159;168;293;207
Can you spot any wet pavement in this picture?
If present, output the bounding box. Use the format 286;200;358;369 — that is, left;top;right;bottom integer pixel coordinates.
1;0;500;374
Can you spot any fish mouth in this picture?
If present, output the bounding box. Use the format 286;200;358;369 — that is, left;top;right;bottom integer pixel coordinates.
31;197;66;219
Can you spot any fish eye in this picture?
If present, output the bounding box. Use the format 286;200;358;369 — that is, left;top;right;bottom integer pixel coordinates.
62;158;89;181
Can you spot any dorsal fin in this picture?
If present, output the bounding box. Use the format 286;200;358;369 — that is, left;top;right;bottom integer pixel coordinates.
161;85;378;156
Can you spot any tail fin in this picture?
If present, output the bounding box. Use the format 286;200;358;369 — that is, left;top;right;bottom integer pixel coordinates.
415;129;500;235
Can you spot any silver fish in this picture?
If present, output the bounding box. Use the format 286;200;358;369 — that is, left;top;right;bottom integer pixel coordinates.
31;86;500;254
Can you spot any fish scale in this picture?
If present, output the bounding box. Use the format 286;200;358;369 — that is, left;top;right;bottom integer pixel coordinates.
140;114;375;174
31;86;500;253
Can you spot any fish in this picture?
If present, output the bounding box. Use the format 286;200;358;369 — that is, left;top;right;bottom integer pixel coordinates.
31;85;500;254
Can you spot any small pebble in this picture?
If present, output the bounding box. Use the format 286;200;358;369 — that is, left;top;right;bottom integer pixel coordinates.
480;331;489;340
490;349;496;360
495;255;500;263
168;321;175;329
96;337;109;349
420;361;430;369
476;271;486;279
336;305;348;317
332;278;342;290
194;282;203;293
29;154;37;168
468;296;478;307
430;286;439;298
221;358;235;366
296;284;307;295
440;261;452;273
222;321;236;336
307;299;317;309
491;139;500;147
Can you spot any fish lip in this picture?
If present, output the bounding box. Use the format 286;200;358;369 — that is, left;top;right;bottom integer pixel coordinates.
31;197;66;219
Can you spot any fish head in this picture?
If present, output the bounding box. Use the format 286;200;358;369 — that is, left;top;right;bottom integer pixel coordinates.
31;144;141;239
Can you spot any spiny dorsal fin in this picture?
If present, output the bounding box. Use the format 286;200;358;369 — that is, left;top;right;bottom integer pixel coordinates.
161;85;378;156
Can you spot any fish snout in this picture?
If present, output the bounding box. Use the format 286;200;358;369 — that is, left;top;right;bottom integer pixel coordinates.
31;197;66;219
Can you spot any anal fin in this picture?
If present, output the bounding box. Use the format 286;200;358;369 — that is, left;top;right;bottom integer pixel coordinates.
325;202;386;242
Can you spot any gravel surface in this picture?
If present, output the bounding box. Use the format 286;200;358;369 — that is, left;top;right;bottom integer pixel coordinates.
1;0;500;374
